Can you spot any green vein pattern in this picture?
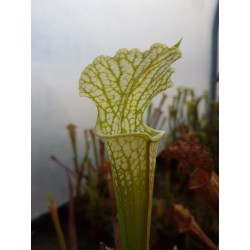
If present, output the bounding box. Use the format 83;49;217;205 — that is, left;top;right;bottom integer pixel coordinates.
79;41;182;250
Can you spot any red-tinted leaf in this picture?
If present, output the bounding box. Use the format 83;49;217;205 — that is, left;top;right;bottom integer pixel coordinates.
170;204;217;250
50;156;78;250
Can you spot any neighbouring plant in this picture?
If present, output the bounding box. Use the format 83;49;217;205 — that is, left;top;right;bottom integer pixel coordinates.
147;87;219;168
50;125;119;250
164;87;219;165
79;42;182;250
50;155;78;250
48;194;67;250
142;87;219;249
151;113;219;249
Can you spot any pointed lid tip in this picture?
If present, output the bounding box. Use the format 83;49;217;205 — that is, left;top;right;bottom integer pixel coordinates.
174;37;183;48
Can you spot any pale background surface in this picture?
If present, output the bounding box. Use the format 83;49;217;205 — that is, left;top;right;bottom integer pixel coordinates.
32;0;218;218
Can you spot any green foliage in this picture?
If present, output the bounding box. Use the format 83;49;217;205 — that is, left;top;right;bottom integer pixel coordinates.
164;87;219;147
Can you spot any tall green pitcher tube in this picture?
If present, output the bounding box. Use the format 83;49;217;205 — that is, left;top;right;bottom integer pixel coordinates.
79;41;182;250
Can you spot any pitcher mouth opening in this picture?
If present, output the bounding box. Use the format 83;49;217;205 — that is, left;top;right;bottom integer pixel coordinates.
95;126;165;142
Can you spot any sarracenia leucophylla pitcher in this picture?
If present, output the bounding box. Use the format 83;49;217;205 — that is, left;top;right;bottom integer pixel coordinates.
79;41;182;250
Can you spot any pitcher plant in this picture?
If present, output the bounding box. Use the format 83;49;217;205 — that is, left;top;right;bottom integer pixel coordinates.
79;41;182;250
